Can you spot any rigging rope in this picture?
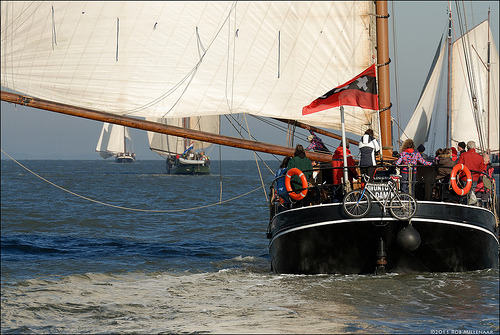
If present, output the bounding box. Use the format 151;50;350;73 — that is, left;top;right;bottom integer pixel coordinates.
218;143;223;203
390;2;402;149
244;114;269;202
390;116;409;145
1;149;268;213
454;1;487;150
223;114;279;173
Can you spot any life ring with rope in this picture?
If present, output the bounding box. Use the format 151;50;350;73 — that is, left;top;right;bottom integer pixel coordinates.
450;164;472;196
285;168;308;201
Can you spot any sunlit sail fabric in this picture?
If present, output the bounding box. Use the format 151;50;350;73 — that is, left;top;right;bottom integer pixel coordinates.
401;41;446;147
1;1;377;137
451;20;499;152
96;123;133;158
147;116;220;157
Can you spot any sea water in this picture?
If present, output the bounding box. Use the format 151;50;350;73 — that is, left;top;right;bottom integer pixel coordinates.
1;159;499;334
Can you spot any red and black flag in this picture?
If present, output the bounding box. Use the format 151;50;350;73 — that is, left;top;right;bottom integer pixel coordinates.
302;64;379;115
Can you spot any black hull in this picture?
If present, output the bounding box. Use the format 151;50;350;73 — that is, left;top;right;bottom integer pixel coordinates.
268;201;499;274
169;163;210;175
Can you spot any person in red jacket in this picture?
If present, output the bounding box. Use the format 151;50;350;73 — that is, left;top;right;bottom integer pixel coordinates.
457;141;485;184
456;141;485;205
331;142;358;201
475;154;494;207
331;142;357;186
450;147;458;161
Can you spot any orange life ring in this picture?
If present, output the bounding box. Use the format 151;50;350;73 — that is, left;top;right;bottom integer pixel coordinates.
285;168;308;201
450;164;472;196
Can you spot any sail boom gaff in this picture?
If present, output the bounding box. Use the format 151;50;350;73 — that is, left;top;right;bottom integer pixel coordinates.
1;90;332;162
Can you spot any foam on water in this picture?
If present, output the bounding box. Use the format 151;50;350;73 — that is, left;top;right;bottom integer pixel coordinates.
2;269;499;334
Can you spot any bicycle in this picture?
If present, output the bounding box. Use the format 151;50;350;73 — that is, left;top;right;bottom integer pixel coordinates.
342;174;417;220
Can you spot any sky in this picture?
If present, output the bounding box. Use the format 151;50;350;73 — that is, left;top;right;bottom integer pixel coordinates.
1;1;498;161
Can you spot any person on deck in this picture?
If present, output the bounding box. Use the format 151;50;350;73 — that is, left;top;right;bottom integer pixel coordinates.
332;142;358;201
475;154;495;208
305;129;330;183
450;147;458;161
395;139;432;195
274;156;291;207
434;148;443;164
331;142;358;187
287;145;314;203
433;148;456;201
306;130;330;153
435;148;456;181
457;142;467;157
457;141;485;202
358;129;380;182
417;144;430;161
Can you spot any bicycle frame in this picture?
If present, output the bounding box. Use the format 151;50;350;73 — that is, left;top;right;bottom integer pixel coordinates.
357;179;402;213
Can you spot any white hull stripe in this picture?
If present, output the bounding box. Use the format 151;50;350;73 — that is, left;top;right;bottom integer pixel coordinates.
273;201;495;219
270;217;499;246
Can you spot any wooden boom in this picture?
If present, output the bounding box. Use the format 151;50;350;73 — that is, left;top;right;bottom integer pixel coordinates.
1;90;334;163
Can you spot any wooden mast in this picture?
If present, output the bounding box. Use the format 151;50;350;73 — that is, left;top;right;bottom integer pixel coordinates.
375;1;392;158
487;8;491;152
1;90;333;163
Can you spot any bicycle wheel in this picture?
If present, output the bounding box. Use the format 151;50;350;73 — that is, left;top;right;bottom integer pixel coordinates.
389;193;417;220
343;189;372;218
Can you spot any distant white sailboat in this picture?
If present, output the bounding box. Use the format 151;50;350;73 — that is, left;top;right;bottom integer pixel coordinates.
96;123;136;163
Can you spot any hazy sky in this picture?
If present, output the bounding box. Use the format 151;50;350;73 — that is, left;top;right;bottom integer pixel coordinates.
1;1;498;161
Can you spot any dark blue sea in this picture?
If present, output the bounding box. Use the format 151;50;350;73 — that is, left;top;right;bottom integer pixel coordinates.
1;159;499;334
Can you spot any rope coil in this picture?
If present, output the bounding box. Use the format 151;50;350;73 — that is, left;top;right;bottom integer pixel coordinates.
377;58;391;67
379;102;393;112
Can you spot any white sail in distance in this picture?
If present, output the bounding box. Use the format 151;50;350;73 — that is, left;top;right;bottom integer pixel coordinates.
1;1;378;138
401;40;446;147
96;123;133;159
451;20;499;152
147;116;220;157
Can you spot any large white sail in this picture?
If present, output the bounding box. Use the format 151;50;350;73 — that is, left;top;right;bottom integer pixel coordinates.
1;1;377;137
451;20;499;152
401;41;446;147
147;116;220;157
96;123;133;158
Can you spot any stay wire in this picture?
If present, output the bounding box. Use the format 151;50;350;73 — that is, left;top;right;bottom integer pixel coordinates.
454;2;486;150
1;149;269;213
390;1;402;148
243;114;270;202
224;114;281;167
